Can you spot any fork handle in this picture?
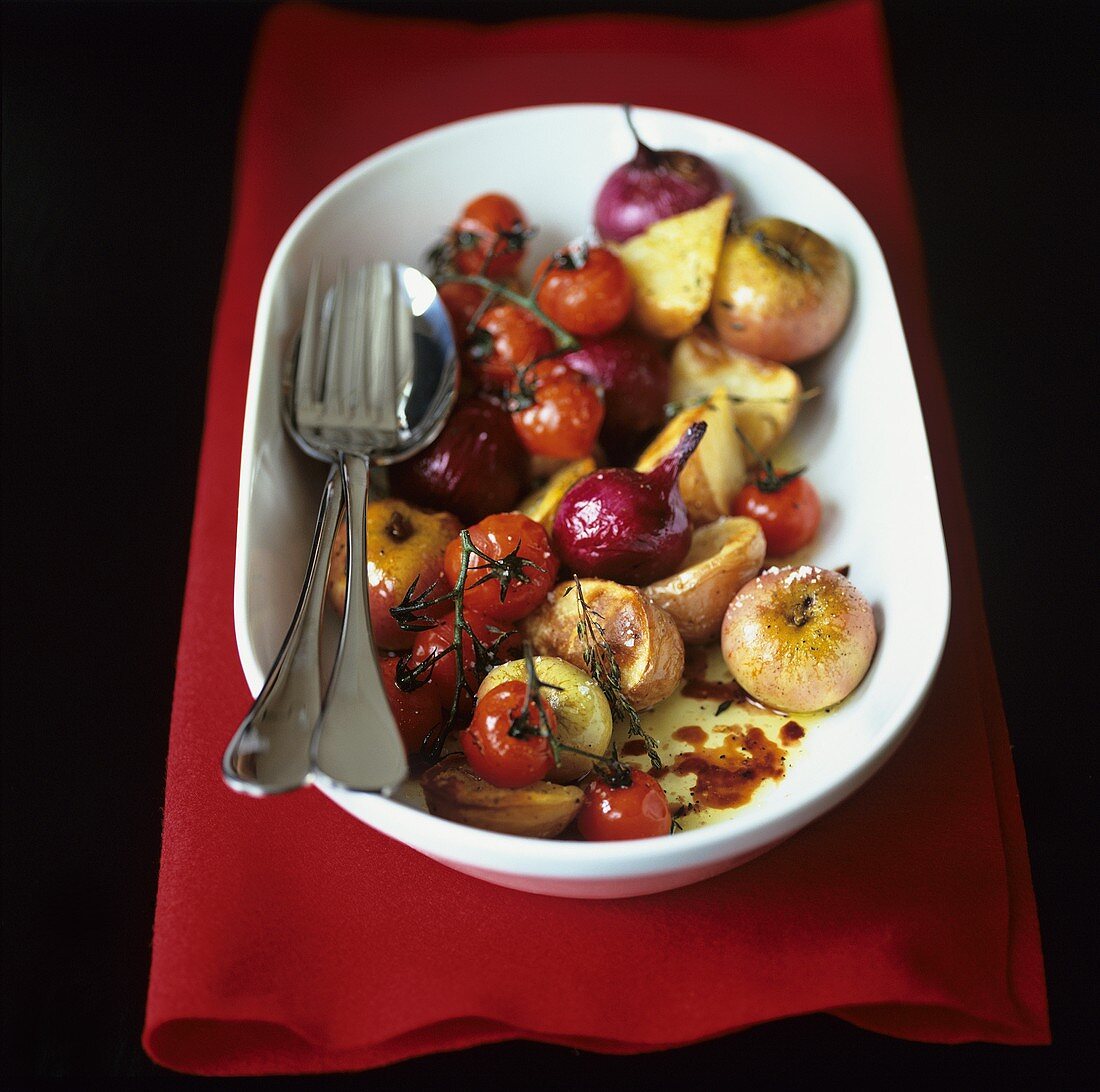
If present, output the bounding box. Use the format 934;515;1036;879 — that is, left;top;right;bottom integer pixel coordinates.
311;453;409;792
222;463;342;795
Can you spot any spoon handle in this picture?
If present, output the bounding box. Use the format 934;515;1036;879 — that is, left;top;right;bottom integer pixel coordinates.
222;463;342;795
311;452;409;792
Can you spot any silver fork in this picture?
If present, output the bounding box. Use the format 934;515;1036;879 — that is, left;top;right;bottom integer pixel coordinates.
300;261;458;793
222;260;343;795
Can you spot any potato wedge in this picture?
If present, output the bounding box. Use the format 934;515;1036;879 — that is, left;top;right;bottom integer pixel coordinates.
669;326;802;459
516;458;596;538
644;516;766;644
422;755;582;838
634;391;745;525
611;193;733;339
524;579;684;710
478;656;612;783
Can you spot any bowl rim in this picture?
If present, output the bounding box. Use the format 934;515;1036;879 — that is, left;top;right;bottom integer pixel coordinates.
235;102;952;876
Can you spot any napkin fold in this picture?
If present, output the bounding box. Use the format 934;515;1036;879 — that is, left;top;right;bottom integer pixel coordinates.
143;0;1048;1074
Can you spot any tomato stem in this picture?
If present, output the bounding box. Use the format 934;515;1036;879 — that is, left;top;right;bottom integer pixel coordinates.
437;272;579;352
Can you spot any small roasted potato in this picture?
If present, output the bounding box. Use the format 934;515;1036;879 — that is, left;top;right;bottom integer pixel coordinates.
516;458;597;538
669;326;803;460
524;579;684;710
634;390;745;525
644;516;766;644
611;193;733;339
478;656;613;783
422;755;583;838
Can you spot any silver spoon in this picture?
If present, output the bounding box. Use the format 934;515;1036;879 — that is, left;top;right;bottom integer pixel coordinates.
302;262;458;794
222;260;457;796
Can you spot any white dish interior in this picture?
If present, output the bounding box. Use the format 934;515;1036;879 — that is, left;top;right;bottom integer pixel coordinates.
234;105;950;898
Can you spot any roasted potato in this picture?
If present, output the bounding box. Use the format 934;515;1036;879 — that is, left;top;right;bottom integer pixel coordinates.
422;755;583;838
478;656;613;783
669;327;803;460
644;516;766;644
634;390;745;525
611;193;733;339
524;579;684;710
516;458;596;538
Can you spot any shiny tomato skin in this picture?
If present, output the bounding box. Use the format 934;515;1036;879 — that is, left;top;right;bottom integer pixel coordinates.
534;247;633;337
461;680;557;788
467;303;555;389
512;371;604;460
443;513;559;624
379;656;442;755
406;610;522;723
453;193;528;278
578;768;671;840
438;281;485;339
733;471;822;557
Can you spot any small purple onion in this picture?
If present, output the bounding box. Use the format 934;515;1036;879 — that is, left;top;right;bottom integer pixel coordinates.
553;422;706;585
594;105;727;244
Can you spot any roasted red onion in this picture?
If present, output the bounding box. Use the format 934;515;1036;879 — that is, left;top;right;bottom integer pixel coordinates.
594;105;726;244
563;331;669;455
389;398;529;524
553;422;706;584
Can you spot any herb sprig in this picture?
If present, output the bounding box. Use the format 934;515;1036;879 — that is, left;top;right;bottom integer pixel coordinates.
567;576;662;770
391;530;544;762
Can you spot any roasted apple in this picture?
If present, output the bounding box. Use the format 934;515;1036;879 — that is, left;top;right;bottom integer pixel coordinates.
720;565;876;712
710;217;853;363
327;498;460;651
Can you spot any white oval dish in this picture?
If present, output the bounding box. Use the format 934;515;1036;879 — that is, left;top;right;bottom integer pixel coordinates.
234;104;950;899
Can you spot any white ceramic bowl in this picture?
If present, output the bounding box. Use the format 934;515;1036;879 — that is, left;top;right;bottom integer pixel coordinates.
234;104;950;898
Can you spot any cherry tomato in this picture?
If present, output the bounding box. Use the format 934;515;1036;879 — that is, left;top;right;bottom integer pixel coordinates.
461;680;557;788
511;364;604;460
406;610;521;722
733;468;822;557
452;193;529;278
578;768;671;841
533;245;633;337
438;281;485;339
379;656;442;755
465;303;555;389
444;513;559;624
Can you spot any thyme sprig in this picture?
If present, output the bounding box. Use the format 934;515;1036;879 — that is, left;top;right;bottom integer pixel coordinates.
734;424;806;493
509;644;636;789
752;228;815;274
566;576;662;770
391;529;538;762
663;387;821;420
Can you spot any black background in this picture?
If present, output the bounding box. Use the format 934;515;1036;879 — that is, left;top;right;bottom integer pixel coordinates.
2;0;1093;1086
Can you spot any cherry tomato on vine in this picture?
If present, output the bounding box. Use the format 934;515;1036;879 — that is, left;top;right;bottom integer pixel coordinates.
438;281;485;339
380;656;442;755
465;303;555;389
510;362;604;460
577;767;671;841
733;467;822;557
461;680;558;788
452;193;529;278
405;610;521;722
443;513;559;624
533;245;633;337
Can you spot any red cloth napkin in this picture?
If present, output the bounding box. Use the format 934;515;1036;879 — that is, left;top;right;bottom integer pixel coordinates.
143;0;1048;1074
